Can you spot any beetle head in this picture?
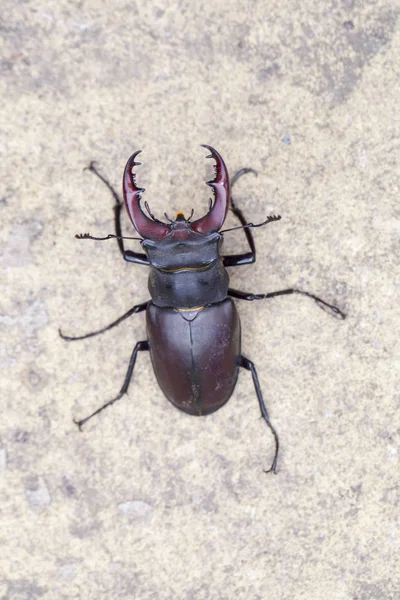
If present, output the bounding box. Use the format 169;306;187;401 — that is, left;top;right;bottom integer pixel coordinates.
122;145;230;242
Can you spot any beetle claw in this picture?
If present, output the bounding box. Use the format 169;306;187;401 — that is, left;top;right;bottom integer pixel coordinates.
73;418;84;431
264;468;278;475
84;161;98;172
264;457;278;474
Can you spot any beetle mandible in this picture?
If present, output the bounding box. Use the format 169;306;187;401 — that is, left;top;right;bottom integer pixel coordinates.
60;145;346;473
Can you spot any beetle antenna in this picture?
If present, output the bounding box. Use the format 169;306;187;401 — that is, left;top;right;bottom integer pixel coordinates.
164;212;174;223
144;201;167;225
221;214;281;233
144;201;156;220
75;233;143;241
187;208;194;221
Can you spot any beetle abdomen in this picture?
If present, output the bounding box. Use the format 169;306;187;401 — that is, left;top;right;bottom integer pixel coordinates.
146;299;241;415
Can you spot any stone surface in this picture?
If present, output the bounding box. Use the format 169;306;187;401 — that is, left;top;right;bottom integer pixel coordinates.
1;0;399;598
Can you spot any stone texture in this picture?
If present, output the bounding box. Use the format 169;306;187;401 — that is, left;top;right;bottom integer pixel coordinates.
1;0;399;598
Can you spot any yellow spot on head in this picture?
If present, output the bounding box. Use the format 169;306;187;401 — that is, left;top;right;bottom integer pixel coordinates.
176;211;185;219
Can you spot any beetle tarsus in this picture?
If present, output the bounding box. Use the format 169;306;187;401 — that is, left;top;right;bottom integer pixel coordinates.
240;355;279;474
312;296;346;320
59;327;73;341
84;161;98;173
73;393;124;429
72;340;149;429
264;457;278;475
73;418;84;431
291;290;346;319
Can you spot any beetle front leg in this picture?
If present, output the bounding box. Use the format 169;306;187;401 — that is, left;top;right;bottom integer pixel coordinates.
229;288;346;320
240;356;279;474
74;340;149;429
59;301;149;341
223;168;258;267
86;162;149;265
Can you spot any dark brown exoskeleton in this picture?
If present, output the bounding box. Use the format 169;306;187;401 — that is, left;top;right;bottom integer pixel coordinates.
60;146;346;472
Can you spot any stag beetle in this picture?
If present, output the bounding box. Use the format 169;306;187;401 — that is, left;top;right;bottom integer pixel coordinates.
60;145;346;473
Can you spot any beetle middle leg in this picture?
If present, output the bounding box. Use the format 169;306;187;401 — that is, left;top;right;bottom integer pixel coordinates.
229;288;346;319
240;356;279;474
73;340;149;429
59;300;149;341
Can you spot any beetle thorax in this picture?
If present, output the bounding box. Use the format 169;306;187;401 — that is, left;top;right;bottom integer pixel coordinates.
143;232;229;309
142;231;222;271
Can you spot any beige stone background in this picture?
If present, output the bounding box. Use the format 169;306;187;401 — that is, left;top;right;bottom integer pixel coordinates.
1;0;399;598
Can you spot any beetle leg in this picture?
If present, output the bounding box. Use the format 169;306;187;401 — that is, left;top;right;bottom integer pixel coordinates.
240;356;279;474
59;301;149;341
223;168;257;267
229;288;346;320
73;340;149;429
85;162;149;265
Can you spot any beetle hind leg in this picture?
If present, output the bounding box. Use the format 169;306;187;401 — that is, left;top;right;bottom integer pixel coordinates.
74;340;149;429
240;355;279;474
